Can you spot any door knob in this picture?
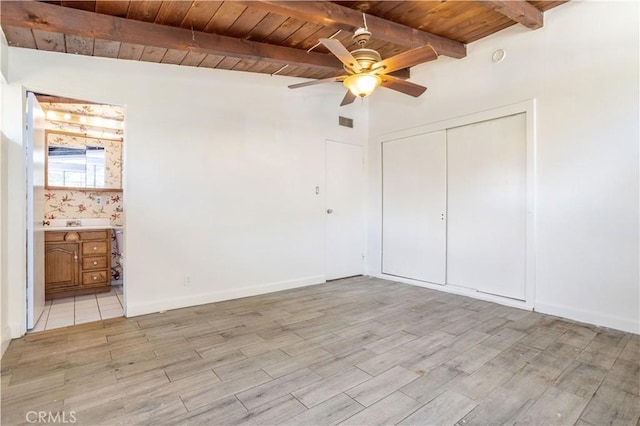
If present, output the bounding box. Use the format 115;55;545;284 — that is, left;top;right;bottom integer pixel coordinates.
327;209;333;214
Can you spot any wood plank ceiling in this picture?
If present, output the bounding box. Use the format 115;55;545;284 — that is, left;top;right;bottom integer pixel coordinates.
1;1;568;80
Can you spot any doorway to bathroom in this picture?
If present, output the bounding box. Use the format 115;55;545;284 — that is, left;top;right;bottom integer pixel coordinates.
25;91;126;332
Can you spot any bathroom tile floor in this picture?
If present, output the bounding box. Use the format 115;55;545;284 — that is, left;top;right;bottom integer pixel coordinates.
30;285;124;332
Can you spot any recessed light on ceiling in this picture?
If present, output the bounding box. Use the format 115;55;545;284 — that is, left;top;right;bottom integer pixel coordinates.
64;113;72;120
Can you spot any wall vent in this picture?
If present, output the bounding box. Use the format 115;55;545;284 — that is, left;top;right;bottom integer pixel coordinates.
339;116;354;128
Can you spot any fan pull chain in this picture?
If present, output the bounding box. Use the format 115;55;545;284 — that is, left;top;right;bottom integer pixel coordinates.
271;64;289;76
362;13;368;30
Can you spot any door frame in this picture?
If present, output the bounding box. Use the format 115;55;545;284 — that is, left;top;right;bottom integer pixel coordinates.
18;87;128;334
324;139;366;281
376;99;536;309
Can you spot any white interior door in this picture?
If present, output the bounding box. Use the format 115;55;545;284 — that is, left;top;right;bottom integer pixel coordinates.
26;92;46;329
326;140;364;280
447;113;527;300
382;131;447;284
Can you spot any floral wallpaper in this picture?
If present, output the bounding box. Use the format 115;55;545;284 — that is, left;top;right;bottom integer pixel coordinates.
44;190;124;226
44;189;124;282
43;102;124;140
45;103;124;121
110;230;123;283
47;131;123;189
46;120;123;140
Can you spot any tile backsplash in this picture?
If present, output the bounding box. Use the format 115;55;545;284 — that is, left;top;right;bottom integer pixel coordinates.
44;189;124;226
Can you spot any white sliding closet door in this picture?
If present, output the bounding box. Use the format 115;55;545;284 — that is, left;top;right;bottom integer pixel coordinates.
382;131;447;284
447;113;527;300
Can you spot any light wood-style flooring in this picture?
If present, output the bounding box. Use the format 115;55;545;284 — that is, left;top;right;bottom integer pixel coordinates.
2;277;639;425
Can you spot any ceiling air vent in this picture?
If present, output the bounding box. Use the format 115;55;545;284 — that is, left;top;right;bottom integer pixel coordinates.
339;116;354;128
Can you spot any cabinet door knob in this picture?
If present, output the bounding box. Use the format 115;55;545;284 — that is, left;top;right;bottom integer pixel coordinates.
93;261;98;265
93;246;97;250
93;276;98;280
327;209;333;214
43;220;50;226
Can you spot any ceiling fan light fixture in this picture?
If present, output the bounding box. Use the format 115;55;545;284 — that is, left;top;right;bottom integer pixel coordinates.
343;74;382;98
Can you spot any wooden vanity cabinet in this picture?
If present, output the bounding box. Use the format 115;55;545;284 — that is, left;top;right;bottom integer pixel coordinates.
45;230;111;300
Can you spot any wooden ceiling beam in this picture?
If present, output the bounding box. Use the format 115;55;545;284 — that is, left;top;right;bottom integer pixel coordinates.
0;1;345;72
477;0;544;30
236;1;466;59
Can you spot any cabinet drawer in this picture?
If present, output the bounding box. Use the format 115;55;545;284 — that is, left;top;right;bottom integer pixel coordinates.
81;270;109;286
82;241;108;255
45;232;66;242
80;230;109;240
46;231;82;242
82;256;108;270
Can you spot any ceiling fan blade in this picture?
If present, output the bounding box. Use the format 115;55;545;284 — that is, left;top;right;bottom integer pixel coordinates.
319;38;363;73
340;90;357;106
288;75;348;89
372;45;438;75
380;75;427;97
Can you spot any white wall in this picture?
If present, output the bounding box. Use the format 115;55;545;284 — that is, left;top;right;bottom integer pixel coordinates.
0;29;7;83
0;127;8;357
2;47;368;338
367;1;639;333
0;28;11;356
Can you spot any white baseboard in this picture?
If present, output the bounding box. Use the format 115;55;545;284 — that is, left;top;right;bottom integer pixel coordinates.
1;325;11;357
1;321;24;358
376;273;638;334
535;301;640;335
9;321;24;339
125;275;326;317
376;273;533;311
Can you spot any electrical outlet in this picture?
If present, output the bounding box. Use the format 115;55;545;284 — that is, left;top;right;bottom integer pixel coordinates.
184;275;191;287
95;196;103;206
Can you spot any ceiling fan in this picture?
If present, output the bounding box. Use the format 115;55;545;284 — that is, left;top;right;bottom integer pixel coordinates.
288;23;438;106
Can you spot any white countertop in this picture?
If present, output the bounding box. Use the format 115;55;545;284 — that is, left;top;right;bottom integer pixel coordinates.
44;218;117;232
45;225;116;232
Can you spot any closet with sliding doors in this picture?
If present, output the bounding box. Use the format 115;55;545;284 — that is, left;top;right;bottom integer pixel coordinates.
382;106;533;302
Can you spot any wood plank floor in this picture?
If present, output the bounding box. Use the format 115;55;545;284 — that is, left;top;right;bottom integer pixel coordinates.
2;277;639;425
